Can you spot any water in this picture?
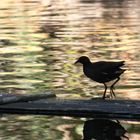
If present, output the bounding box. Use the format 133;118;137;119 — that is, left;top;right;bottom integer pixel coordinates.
0;0;140;139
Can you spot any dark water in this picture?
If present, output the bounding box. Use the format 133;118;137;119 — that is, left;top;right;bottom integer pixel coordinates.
0;0;140;139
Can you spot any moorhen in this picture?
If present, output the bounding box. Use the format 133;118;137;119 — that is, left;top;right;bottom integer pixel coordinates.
75;56;125;99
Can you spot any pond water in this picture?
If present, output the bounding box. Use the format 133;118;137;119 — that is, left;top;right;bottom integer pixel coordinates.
0;0;140;139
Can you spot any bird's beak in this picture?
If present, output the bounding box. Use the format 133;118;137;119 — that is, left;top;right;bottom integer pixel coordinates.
74;60;79;64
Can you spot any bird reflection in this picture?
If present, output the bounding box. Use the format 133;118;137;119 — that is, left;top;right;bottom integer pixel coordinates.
83;119;129;140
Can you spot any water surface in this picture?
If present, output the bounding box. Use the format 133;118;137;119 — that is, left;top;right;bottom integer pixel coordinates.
0;0;140;139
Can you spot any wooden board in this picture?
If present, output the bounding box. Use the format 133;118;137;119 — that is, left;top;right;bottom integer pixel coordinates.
0;98;139;120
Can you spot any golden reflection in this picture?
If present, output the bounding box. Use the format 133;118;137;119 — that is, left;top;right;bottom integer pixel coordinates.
0;45;43;54
0;0;139;99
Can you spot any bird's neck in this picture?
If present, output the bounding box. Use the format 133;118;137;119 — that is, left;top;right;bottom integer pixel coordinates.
82;61;92;67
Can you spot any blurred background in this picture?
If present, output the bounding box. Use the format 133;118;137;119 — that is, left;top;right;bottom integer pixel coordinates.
0;0;140;139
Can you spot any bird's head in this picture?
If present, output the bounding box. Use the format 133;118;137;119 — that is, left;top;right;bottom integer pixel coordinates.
75;56;91;65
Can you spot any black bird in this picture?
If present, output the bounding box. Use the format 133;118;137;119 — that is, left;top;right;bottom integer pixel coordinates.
75;56;125;99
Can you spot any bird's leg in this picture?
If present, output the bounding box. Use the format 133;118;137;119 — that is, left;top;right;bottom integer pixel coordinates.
103;83;107;99
110;77;120;98
110;86;116;98
122;135;129;140
110;89;114;98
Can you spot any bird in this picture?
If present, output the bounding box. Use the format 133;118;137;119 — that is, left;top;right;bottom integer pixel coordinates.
75;56;125;99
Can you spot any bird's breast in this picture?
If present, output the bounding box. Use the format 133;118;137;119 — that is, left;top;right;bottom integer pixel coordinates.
83;67;97;80
83;66;109;83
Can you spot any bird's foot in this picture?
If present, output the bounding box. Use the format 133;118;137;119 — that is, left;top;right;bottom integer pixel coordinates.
91;97;104;100
102;94;110;100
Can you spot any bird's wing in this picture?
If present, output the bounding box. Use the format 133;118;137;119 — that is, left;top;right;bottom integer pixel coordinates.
92;61;125;73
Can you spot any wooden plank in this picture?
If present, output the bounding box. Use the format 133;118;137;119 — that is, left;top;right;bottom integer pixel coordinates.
0;92;56;105
0;98;139;120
